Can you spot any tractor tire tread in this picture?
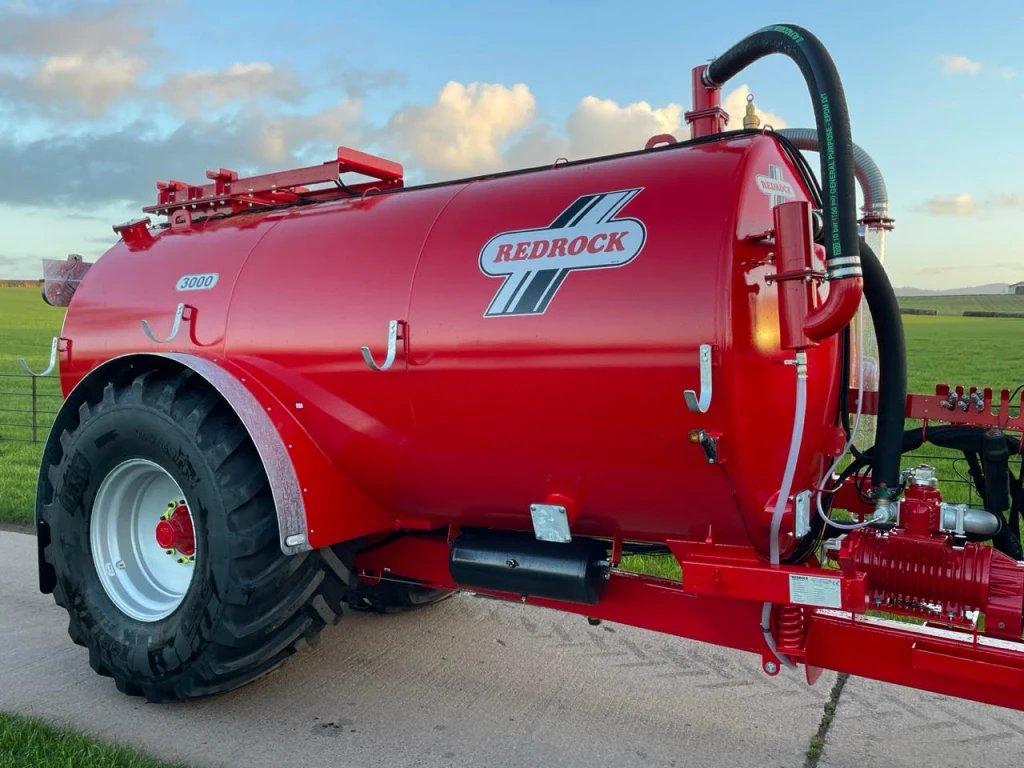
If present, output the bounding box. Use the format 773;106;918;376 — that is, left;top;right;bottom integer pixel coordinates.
38;365;346;703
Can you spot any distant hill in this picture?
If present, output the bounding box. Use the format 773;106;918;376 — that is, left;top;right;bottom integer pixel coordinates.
896;294;1024;315
894;283;1011;297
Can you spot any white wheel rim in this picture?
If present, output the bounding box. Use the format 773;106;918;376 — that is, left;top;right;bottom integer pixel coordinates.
90;459;197;622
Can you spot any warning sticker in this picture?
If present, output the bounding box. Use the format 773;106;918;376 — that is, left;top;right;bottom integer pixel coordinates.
788;574;843;609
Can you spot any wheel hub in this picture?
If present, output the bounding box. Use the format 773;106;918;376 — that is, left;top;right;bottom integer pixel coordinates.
156;501;195;563
90;459;198;622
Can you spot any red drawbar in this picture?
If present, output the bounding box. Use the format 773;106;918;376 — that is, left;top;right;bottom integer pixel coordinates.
354;510;1024;712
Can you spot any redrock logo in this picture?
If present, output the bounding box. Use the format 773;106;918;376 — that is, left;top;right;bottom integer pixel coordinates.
479;188;646;317
755;164;796;208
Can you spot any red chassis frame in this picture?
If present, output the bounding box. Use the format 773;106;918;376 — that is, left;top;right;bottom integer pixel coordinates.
353;384;1024;711
354;489;1024;713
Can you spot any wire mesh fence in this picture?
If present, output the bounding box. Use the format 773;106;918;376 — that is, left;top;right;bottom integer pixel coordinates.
0;372;63;443
906;451;1022;507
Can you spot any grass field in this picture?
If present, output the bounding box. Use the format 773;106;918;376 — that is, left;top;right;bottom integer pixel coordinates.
0;712;190;768
897;293;1024;316
0;287;65;525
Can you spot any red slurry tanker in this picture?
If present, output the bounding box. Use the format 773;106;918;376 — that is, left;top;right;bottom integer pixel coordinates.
31;24;1024;708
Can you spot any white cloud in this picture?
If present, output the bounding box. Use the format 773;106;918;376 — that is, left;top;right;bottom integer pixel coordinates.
0;0;154;117
0;0;154;59
379;81;536;175
999;192;1024;208
161;62;303;118
253;102;363;165
934;55;1015;79
377;81;784;179
562;96;684;159
924;193;975;215
28;51;145;116
937;54;983;75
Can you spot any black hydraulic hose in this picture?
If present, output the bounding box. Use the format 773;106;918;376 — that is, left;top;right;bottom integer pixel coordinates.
983;428;1012;513
704;24;861;281
854;425;1021;466
859;237;906;492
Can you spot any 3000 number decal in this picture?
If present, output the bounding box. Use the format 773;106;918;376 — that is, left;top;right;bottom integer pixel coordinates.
175;273;219;291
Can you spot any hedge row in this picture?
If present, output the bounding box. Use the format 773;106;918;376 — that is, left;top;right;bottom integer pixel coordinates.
962;310;1024;318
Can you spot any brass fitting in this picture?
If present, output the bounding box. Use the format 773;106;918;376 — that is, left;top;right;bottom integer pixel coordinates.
744;94;760;129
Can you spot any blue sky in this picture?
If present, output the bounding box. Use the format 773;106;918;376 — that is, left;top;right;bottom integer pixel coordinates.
1;0;1022;289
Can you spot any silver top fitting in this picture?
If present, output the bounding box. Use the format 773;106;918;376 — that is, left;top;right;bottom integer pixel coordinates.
904;464;938;488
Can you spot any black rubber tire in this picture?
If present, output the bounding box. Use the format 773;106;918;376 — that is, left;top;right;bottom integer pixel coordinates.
38;366;348;703
344;578;456;614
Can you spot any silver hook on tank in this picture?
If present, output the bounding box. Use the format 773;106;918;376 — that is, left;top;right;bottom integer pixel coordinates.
19;336;58;377
361;320;400;371
141;303;186;344
684;344;713;413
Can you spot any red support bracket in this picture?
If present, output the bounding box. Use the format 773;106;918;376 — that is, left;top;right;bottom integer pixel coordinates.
667;540;868;611
142;146;405;223
112;217;155;250
848;385;1024;430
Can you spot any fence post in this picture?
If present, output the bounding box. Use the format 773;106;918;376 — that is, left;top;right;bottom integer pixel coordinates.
31;375;38;443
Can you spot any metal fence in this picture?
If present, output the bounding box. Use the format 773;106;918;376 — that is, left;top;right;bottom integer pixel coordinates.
908;451;1023;508
0;372;63;443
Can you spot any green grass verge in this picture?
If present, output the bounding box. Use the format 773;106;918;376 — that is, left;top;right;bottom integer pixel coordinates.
901;315;1024;395
898;314;1023;512
0;712;190;768
897;293;1024;316
619;553;682;580
0;287;65;524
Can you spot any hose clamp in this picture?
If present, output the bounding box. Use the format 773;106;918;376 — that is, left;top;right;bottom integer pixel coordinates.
701;66;722;89
828;266;864;280
826;256;863;280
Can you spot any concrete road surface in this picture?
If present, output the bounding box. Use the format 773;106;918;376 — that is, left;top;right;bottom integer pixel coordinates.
1;530;1021;768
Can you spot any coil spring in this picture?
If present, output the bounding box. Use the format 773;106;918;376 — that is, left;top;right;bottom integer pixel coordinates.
775;605;806;652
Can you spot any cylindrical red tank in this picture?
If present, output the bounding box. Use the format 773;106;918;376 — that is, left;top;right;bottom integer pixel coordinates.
59;132;842;556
